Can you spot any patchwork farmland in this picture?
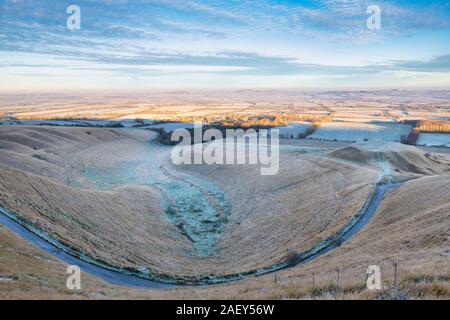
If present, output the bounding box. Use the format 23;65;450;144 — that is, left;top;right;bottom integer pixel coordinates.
308;122;413;143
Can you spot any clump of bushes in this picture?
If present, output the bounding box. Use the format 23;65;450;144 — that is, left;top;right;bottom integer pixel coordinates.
32;154;47;161
286;249;300;266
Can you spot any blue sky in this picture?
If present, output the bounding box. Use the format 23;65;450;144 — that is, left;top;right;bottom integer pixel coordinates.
0;0;449;91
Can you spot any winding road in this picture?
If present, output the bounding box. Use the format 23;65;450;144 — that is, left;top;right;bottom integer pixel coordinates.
0;179;399;289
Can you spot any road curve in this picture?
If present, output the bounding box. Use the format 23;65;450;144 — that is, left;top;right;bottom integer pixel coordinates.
0;182;399;289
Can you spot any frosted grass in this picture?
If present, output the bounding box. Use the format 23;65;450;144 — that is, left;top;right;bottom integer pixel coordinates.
155;179;230;257
309;122;412;142
83;160;231;256
279;145;327;154
416;133;450;148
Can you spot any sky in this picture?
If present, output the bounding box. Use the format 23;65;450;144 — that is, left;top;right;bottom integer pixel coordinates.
0;0;449;92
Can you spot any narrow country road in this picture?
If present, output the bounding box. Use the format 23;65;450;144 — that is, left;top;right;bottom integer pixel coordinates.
0;179;399;288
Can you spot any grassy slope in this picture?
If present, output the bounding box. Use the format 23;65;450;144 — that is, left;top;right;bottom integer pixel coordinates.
0;126;378;279
0;174;448;299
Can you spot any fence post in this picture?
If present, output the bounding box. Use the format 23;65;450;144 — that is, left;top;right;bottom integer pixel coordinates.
336;269;340;290
289;276;295;287
393;261;398;288
312;272;315;289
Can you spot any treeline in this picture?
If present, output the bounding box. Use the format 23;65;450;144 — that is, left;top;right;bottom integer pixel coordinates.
160;113;332;142
153;124;280;146
283;113;333;123
418;120;450;133
401;127;419;145
403;120;450;133
170;113;333;129
400;119;450;146
170;114;288;128
280;122;321;140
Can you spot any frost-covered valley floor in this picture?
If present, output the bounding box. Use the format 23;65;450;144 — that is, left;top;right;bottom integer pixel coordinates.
0;124;449;299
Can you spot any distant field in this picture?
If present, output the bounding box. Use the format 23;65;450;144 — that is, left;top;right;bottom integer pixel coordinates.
309;122;412;142
140;122;195;131
278;121;312;139
417;133;450;148
1;90;449;122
